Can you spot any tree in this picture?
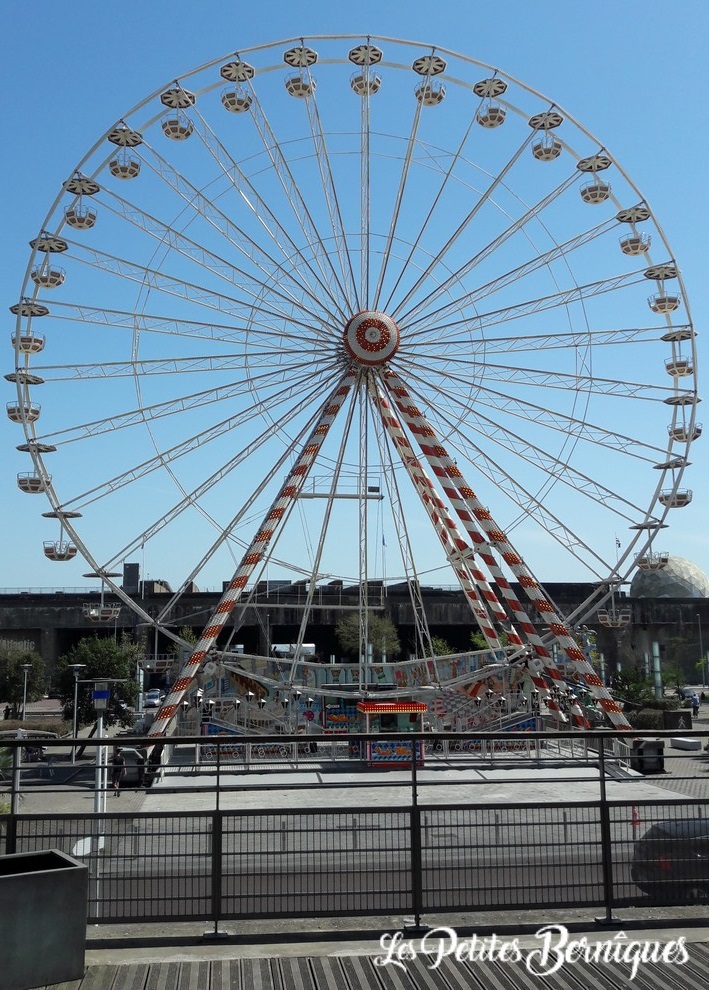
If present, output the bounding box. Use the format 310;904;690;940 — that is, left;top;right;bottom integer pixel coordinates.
55;635;142;729
0;646;45;718
431;636;454;657
470;630;489;650
335;614;401;660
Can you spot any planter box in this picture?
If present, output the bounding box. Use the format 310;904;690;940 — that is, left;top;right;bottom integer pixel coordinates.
0;848;88;990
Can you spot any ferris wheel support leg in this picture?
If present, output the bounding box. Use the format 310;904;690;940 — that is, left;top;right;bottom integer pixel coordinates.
380;370;630;731
145;371;356;748
368;375;503;651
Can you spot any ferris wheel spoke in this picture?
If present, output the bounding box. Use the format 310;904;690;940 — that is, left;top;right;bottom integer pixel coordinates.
472;360;677;402
407;214;619;334
42;302;316;350
406;269;648;342
426;325;675;357
370;83;429;311
297;65;359;310
377;114;484;315
411;365;671;462
357;58;376;307
235;78;355;315
96;187;335;326
389;128;536;321
133;143;340;321
102;377;338;583
54;370;331;512
35;356;329;446
30;347;329;382
396;169;581;328
63;240;331;336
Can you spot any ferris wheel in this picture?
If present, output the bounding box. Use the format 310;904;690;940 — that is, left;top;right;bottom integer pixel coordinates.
8;36;699;734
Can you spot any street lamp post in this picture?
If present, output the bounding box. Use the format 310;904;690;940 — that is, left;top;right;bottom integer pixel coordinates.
697;614;706;689
70;664;86;764
20;663;32;721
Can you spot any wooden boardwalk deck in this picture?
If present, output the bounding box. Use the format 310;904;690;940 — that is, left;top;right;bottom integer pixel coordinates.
40;941;709;989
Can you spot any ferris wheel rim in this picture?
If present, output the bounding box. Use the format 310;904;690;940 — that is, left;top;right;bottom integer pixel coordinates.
10;33;699;661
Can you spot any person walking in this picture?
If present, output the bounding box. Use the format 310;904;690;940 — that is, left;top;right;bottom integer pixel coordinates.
111;747;126;797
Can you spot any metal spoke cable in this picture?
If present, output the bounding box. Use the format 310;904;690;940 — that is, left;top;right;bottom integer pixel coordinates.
401;269;648;341
134;141;339;323
390;128;536;321
53;369;330;511
370;69;429;310
239;74;353;317
61;241;331;338
405;214;620;335
34;357;332;445
95;188;332;329
104;372;343;584
300;61;358;310
397;169;581;327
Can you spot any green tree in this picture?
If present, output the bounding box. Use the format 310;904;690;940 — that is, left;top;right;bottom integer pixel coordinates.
431;636;454;656
55;635;142;729
335;613;401;660
660;661;684;699
470;630;488;650
0;647;45;718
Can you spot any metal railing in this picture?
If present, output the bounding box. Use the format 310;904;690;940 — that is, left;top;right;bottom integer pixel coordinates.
1;729;708;933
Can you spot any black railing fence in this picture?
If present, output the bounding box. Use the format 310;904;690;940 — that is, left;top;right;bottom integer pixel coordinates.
1;730;708;929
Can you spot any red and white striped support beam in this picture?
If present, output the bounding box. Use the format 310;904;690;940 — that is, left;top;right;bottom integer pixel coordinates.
369;377;502;650
382;370;565;718
381;370;629;731
147;371;356;741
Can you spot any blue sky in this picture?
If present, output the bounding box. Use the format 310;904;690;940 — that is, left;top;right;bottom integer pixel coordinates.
1;0;707;597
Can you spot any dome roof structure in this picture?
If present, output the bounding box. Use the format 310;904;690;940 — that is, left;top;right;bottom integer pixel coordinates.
630;555;709;598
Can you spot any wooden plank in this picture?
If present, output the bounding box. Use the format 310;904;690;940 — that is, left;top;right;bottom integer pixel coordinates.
66;965;116;990
144;961;182;990
176;960;211;990
210;958;242;990
241;958;278;990
275;957;317;990
111;963;153;990
308;957;354;990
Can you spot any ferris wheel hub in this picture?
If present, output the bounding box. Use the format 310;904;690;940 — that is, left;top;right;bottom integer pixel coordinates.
343;310;400;366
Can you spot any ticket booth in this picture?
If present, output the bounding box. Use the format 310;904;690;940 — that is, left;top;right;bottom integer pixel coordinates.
356;700;427;767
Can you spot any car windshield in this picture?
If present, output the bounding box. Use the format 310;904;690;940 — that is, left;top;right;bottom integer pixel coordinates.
644;819;709;840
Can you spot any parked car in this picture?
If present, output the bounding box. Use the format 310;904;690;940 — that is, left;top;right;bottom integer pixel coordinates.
632;818;709;902
143;689;164;709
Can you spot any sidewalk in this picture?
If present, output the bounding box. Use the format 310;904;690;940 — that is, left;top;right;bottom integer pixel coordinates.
48;925;709;989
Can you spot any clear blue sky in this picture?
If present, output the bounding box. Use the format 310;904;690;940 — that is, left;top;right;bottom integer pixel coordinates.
1;0;707;594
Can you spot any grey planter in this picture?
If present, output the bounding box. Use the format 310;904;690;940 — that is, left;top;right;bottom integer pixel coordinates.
0;848;88;990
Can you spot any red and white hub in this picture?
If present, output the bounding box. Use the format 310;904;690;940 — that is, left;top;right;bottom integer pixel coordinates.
343;310;400;366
